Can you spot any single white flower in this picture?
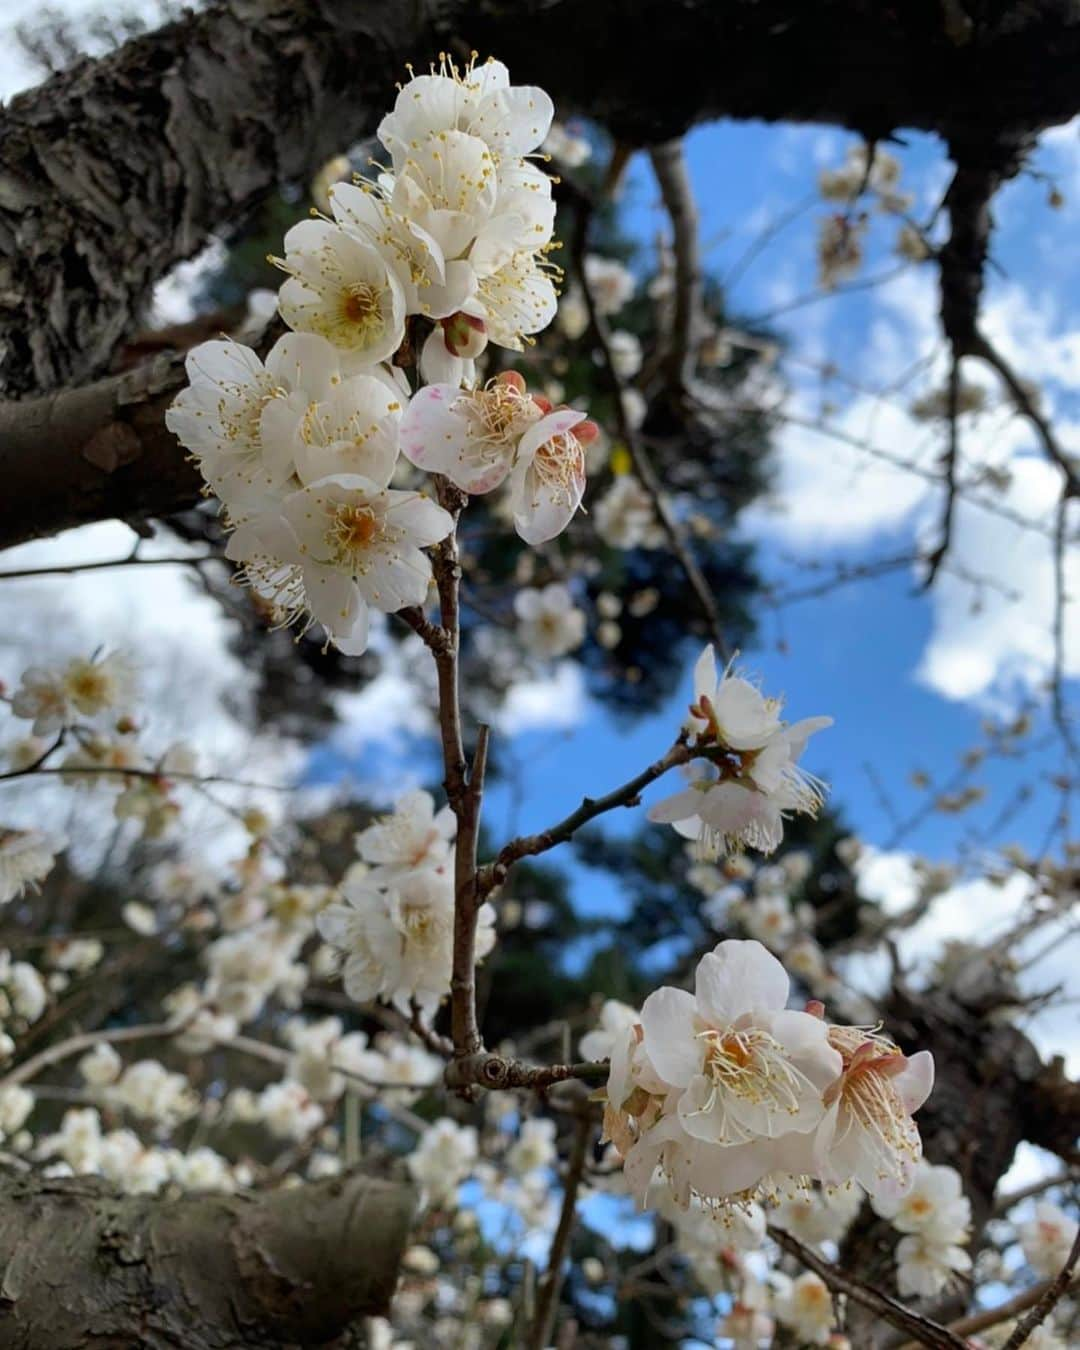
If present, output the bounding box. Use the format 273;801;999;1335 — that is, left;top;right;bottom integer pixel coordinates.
1019;1201;1079;1278
774;1271;835;1346
580;998;639;1061
258;1079;325;1141
378;56;553;170
78;1042;122;1088
507;1117;557;1175
648;645;832;857
226;472;453;655
639;940;841;1156
812;1025;934;1201
10;667;72;737
0;1085;34;1139
0;829;63;904
543;121;591;168
895;1233;971;1298
515;583;586;659
407;1116;478;1206
593;474;663;550
355;789;455;876
61;653;134;718
609;329;643;378
872;1160;971;1243
273;220;406;363
584;255;636;315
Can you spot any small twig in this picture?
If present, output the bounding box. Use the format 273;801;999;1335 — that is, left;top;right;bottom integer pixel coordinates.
572;200;729;658
1;1016;194;1089
648;139;704;395
0;554;216;582
444;1053;606;1093
769;1225;969;1350
528;1111;593;1350
1000;1227;1080;1349
478;738;690;895
922;349;961;588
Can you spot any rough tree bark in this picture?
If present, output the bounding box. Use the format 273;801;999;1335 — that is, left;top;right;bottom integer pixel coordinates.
1;1;1078;399
0;2;1078;548
0;1170;415;1349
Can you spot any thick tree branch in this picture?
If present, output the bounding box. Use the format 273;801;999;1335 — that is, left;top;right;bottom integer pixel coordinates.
0;1169;414;1348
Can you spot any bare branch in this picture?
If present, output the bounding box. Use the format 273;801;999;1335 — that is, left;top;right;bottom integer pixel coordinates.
528;1111;593;1350
478;738;691;895
769;1225;969;1350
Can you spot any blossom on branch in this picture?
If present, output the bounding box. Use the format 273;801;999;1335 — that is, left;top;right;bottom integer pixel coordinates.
649;645;832;857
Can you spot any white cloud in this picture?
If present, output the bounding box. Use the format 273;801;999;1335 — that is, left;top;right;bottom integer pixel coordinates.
495;661;586;736
916;460;1078;704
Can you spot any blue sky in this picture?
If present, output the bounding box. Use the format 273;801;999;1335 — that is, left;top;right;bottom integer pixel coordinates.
1;22;1076;944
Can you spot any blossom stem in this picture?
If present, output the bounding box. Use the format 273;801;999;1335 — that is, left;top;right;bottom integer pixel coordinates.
478;738;691;895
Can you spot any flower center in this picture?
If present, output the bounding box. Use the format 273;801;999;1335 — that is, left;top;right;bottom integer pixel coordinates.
689;1024;811;1141
532;432;584;503
330;504;385;566
342;282;383;331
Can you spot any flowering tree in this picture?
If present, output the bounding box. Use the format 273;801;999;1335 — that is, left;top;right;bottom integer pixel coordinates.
0;8;1077;1350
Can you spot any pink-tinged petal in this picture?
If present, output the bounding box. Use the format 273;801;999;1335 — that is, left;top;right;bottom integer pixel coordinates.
639;986;699;1087
517;408;588;462
695;940;790;1025
894;1050;934;1114
647;787;703;825
400;384;508;492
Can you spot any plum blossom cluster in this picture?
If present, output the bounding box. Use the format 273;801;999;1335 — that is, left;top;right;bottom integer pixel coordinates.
317;788;496;1016
3;652;196;842
649;644;832;858
601;939;935;1215
166;56;598;654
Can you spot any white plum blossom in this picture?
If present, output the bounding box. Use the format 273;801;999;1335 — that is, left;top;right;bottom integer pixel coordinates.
0;1085;34;1139
896;1232;972;1298
226;471;454;656
774;1271;836;1345
594;474;663;549
0;829;63;904
637;941;840;1169
770;1181;863;1246
813;1024;934;1201
579;998;638;1061
514;584;586;659
258;1080;325;1141
608;329;643;378
584;254;636;315
542;121;591;167
649;645;832;857
507;1117;557;1175
407;1117;479;1206
872;1160;970;1243
1019;1201;1078;1278
78;1042;122;1088
317;864;495;1017
400;372;597;544
112;1060;197;1127
273;221;407;364
354;789;455;876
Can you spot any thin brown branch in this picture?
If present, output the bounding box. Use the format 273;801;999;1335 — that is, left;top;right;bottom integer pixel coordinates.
922;349;961;588
1;1015;193;1089
444;1053;607;1093
769;1225;969;1350
478;738;691;896
1000;1226;1080;1349
450;721;490;1059
0;553;216;581
528;1111;593;1350
572;200;729;658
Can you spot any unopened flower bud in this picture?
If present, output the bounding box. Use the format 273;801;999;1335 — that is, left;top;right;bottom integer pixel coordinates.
440;311;488;359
